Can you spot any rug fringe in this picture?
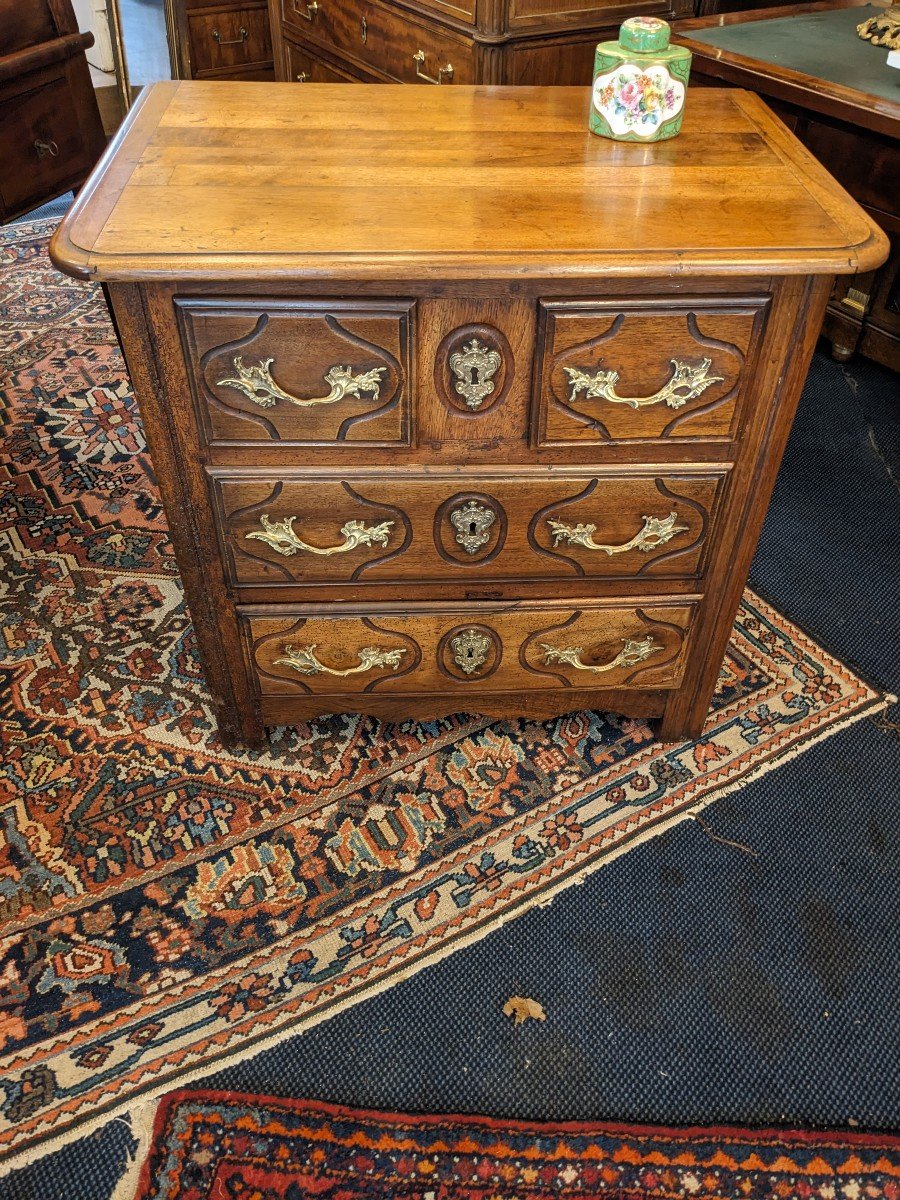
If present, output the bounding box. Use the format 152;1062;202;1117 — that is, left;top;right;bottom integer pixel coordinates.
0;693;890;1184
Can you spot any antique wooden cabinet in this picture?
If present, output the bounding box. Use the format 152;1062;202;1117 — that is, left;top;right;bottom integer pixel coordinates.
0;0;105;221
269;0;695;87
50;82;887;748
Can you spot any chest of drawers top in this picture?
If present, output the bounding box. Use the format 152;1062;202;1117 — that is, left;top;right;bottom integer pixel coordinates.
50;80;885;285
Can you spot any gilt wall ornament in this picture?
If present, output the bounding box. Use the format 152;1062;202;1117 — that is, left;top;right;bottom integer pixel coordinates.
449;338;502;410
449;500;496;555
564;357;723;410
217;356;386;409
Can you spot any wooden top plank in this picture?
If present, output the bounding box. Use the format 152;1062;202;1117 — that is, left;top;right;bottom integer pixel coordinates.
50;81;888;282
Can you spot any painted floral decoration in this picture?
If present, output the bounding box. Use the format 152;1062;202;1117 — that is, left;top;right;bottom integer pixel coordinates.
596;65;682;132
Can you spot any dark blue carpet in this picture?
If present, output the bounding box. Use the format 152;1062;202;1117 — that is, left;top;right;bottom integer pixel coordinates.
1;350;897;1197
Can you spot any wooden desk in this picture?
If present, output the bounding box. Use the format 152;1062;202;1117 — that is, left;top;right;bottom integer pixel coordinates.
50;83;887;747
674;1;900;369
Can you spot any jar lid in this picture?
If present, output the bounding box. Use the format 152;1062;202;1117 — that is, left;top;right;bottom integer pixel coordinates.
618;16;671;53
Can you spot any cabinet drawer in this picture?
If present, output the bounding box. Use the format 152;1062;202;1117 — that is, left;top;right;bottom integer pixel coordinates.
188;4;272;74
244;599;696;696
0;72;91;214
285;38;364;81
213;469;727;588
282;0;476;84
177;297;413;447
533;297;769;447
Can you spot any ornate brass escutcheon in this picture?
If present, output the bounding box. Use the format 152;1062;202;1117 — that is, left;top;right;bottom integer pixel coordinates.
563;358;723;410
541;636;660;674
547;511;687;555
246;515;393;558
448;338;502;410
274;644;406;677
449;500;496;555
217;356;386;409
450;628;492;675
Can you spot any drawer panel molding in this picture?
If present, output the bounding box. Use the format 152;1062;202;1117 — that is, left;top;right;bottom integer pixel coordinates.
177;298;413;446
245;601;696;697
534;297;769;446
213;470;727;588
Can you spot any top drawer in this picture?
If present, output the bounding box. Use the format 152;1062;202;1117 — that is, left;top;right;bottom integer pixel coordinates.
177;297;413;447
533;297;769;447
282;0;476;84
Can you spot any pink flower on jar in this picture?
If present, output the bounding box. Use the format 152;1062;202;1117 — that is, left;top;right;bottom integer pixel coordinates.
619;80;642;109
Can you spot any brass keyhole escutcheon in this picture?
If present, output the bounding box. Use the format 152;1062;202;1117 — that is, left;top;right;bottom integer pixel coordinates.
442;626;499;679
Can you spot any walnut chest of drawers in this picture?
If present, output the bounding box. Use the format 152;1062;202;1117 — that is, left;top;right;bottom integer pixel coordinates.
50;81;887;748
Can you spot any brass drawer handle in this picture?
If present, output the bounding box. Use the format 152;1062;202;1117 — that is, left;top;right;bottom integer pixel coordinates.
548;511;687;555
293;0;318;19
34;138;59;157
295;71;308;81
541;636;660;674
246;515;393;557
275;644;406;677
217;356;385;408
413;49;453;84
360;15;367;42
212;26;248;44
564;358;723;411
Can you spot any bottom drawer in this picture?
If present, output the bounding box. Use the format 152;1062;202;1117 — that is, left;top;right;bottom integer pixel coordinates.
243;599;697;697
285;39;365;82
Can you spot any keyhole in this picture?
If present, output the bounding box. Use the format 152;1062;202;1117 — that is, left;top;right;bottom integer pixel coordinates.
469;366;479;384
469;520;478;537
465;647;475;661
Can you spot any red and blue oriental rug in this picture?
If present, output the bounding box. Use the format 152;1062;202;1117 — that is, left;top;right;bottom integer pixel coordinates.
132;1091;900;1200
0;219;890;1173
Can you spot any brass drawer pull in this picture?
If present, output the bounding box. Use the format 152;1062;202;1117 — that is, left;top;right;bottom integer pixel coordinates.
246;515;393;557
217;356;385;408
541;636;660;674
293;0;318;19
212;26;248;44
564;357;723;411
413;49;453;84
295;71;308;81
34;138;59;158
548;511;687;555
275;644;406;677
360;15;367;42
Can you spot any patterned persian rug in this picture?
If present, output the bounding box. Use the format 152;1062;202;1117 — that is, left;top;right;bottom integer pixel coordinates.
0;219;889;1172
133;1091;900;1200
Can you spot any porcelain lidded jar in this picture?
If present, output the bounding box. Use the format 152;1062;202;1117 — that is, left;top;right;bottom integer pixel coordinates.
590;17;691;142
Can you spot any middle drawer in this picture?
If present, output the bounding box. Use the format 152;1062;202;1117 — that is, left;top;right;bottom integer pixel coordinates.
210;468;729;588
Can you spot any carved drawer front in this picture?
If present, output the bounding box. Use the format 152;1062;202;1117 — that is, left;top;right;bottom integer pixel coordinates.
282;0;476;85
213;469;727;587
177;298;412;446
244;600;696;697
534;298;769;447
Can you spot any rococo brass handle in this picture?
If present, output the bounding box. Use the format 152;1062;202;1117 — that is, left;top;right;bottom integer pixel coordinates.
245;515;393;557
564;358;724;410
217;356;385;408
413;49;453;84
274;644;406;677
548;511;688;555
212;26;248;43
541;636;660;674
293;0;318;18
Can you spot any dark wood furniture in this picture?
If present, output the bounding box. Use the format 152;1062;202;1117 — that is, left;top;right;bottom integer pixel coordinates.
0;0;106;222
674;1;900;369
170;0;274;80
50;82;887;747
268;0;699;88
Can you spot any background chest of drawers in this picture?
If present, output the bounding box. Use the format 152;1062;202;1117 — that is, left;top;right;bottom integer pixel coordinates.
51;82;887;748
171;0;274;81
269;0;695;87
